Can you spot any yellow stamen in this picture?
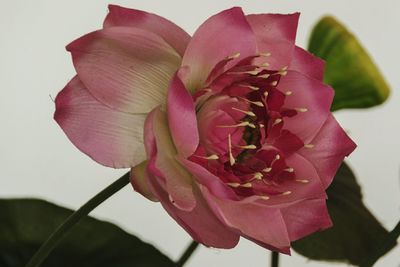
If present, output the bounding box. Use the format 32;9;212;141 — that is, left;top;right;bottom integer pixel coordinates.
232;107;256;117
296;179;310;184
228;134;235;166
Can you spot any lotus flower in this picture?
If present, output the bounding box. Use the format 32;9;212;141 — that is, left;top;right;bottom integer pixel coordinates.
54;5;356;253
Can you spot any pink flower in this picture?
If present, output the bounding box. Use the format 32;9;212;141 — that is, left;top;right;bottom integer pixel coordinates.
54;5;356;253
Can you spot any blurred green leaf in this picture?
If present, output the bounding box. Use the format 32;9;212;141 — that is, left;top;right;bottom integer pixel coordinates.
293;163;396;265
0;198;174;267
308;16;390;111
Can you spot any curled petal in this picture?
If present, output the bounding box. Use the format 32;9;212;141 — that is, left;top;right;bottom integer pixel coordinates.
277;70;334;144
130;161;158;201
281;198;332;241
146;108;196;211
202;187;291;253
290;46;325;81
167;71;199;158
67;26;181;114
54;76;146;168
182;7;257;91
104;5;190;56
147;166;240;248
299;115;357;188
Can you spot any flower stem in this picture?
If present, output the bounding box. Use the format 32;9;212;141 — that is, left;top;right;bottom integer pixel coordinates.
176;241;199;267
360;219;400;267
25;172;130;267
271;251;279;267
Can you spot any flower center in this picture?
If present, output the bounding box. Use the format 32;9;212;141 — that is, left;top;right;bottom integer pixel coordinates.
189;52;308;199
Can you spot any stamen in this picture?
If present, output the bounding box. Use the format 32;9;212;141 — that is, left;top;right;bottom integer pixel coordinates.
239;97;264;107
218;121;255;128
284;167;294;173
263;91;269;97
263;167;272;173
285;91;293;96
232;107;256;117
260;195;270;200
238;84;259;91
281;191;292;196
194;154;219;160
304;144;314;149
259;123;265;128
253;172;263;180
228;134;235;166
258;74;271;79
227;182;240;188
228;69;261;76
241;182;253;188
270;80;278;86
295;108;308;113
227;52;241;60
273;118;283;125
259;52;271;57
296;179;310;184
237;144;257;150
261;62;270;67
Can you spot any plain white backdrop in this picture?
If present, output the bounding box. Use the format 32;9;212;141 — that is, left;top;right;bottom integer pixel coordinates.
1;1;399;266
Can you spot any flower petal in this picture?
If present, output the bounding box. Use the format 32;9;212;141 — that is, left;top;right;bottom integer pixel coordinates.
54;76;146;168
246;13;299;70
104;5;190;56
167;71;199;157
202;187;291;253
130;161;158;201
67;26;181;114
290;46;325;81
147;107;196;211
277;70;334;143
281;198;332;241
147;166;240;248
182;7;257;91
299;115;357;188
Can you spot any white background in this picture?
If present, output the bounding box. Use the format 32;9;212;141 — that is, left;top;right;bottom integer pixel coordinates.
1;1;399;266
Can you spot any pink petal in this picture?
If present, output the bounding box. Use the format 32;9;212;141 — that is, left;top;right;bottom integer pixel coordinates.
277;70;334;144
67;26;181;114
181;7;257;91
130;161;158;201
290;46;325;81
147;165;240;248
167;71;199;158
281;198;332;241
104;5;190;56
147;107;196;211
54;76;146;168
178;157;238;200
202;187;291;253
299;115;357;188
246;13;299;70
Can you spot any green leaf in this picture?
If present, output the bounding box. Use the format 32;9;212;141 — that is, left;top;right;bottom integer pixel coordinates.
308;16;390;111
0;198;174;267
292;163;396;265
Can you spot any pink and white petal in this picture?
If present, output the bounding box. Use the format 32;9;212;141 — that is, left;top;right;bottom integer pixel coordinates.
182;7;257;91
149;108;196;211
298;115;357;188
147;168;240;248
167;72;199;158
246;13;299;70
278;70;334;144
67;26;181;114
130;161;158;201
202;187;291;253
281;198;332;241
290;46;325;81
54;76;146;168
104;5;190;56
